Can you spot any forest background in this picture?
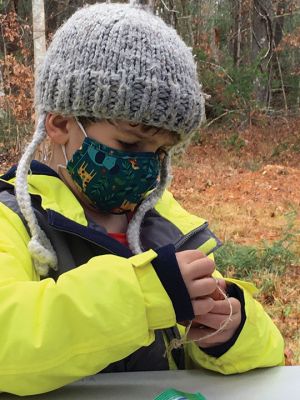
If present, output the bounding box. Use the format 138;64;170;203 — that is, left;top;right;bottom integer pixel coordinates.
0;0;300;364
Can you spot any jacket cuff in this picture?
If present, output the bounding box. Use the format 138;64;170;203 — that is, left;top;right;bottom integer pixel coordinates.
152;244;195;322
200;283;246;358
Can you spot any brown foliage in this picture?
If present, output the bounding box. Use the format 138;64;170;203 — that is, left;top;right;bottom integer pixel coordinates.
277;26;300;50
0;11;34;122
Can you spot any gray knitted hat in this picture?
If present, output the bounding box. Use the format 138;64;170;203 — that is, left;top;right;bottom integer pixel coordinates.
15;0;206;276
36;1;204;134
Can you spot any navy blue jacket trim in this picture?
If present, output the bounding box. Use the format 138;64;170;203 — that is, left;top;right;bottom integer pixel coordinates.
0;160;59;181
200;283;246;358
47;209;133;258
151;244;195;322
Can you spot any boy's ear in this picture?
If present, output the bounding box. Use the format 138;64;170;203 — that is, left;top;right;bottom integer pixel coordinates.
45;114;74;145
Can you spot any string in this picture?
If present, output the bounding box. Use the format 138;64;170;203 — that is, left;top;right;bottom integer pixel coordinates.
165;283;233;356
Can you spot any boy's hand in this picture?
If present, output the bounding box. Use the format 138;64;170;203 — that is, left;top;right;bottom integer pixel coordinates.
175;250;242;347
176;250;217;316
187;285;242;348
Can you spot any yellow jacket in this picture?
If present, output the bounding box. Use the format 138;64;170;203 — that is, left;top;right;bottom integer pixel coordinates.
0;162;284;395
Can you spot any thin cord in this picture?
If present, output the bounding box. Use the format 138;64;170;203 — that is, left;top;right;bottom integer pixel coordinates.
166;284;233;355
15;113;58;276
127;153;172;254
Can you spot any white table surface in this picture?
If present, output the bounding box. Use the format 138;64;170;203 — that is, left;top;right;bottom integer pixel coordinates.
3;367;300;399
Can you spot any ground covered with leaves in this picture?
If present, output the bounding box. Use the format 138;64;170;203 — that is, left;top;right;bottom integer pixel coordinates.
171;117;300;365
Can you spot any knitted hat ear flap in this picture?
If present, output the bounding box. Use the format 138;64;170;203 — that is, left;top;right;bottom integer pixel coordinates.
15;113;58;277
126;153;172;254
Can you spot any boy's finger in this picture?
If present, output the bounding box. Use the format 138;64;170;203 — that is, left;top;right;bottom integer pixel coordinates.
189;277;217;298
193;311;241;331
187;257;215;280
187;326;215;343
209;298;241;315
187;327;234;347
176;249;205;264
192;297;215;315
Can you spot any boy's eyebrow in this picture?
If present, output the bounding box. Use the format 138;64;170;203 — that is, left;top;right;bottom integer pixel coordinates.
110;119;180;146
129;122;152;132
128;123;160;136
127;129;178;146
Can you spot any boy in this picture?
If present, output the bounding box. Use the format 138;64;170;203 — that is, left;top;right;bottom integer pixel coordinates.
0;1;284;395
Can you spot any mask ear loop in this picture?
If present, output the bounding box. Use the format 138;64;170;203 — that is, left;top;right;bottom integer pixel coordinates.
57;144;68;171
75;117;88;138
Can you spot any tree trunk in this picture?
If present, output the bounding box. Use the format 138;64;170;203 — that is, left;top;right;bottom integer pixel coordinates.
230;0;278;106
210;6;220;64
237;0;242;66
0;68;4;97
32;0;46;112
274;0;285;46
157;0;179;29
180;0;195;48
231;0;253;66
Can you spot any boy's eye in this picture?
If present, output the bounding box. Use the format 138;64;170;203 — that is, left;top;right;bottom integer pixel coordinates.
118;141;139;149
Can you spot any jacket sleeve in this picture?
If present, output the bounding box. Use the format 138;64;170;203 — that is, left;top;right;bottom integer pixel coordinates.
0;203;177;396
183;274;285;373
155;192;284;373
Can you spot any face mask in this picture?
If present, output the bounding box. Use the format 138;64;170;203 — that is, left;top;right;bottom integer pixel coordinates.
61;119;160;214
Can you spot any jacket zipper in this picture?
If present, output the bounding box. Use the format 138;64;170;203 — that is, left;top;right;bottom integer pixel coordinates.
174;222;209;252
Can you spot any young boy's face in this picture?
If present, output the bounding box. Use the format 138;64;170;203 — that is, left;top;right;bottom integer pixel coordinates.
46;114;180;213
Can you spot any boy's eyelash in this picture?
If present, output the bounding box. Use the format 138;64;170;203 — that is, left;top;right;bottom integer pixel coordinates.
118;141;170;153
118;141;138;147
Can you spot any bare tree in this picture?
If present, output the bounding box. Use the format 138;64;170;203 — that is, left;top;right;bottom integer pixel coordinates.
32;0;46;111
230;0;288;108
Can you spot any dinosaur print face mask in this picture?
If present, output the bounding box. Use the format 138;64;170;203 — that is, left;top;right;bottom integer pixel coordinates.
63;121;160;214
